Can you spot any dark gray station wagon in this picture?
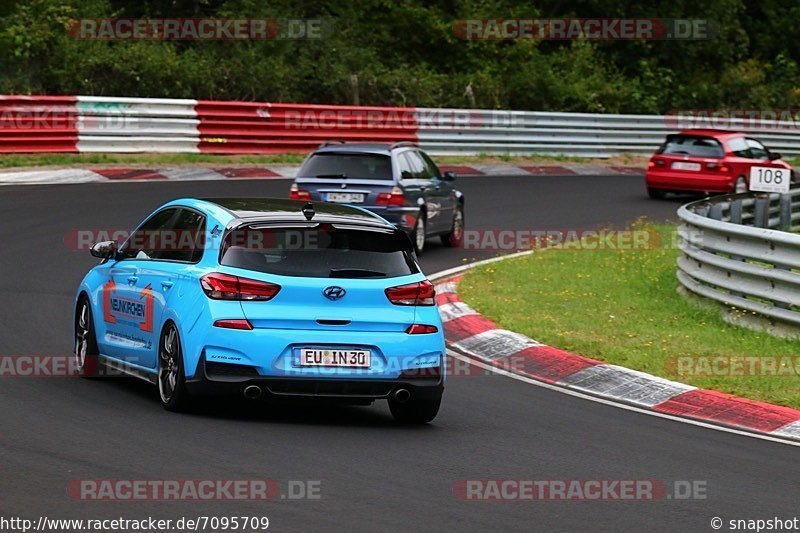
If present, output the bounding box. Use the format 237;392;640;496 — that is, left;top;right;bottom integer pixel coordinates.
290;141;464;254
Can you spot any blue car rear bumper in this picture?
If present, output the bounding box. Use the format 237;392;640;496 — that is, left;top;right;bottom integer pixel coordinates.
186;353;444;400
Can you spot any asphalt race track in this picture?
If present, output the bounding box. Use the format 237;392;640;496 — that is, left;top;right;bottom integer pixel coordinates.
1;174;796;532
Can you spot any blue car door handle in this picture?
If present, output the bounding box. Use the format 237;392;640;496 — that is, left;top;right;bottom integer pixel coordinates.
127;276;138;285
161;281;174;290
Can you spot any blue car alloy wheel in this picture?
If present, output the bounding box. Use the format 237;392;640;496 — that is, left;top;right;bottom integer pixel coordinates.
74;197;445;423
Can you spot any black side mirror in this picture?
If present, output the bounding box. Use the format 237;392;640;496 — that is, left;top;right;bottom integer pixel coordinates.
442;171;457;181
90;240;118;259
770;152;783;161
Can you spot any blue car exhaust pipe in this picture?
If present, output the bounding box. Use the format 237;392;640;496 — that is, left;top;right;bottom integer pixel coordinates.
393;389;411;403
243;385;262;400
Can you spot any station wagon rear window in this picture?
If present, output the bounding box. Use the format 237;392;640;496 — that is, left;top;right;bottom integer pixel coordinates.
220;224;419;279
299;153;393;180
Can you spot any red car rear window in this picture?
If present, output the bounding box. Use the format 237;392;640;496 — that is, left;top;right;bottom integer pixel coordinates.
659;136;724;158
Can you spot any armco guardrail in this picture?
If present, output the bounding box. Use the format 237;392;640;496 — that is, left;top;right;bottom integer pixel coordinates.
677;190;800;326
6;94;800;156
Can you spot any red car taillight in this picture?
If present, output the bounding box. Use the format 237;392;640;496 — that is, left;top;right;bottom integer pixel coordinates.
648;158;666;168
405;324;439;334
376;186;405;206
385;280;435;306
200;273;281;301
289;183;311;201
706;162;730;172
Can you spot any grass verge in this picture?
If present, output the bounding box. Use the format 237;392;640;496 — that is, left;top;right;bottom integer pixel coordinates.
0;153;308;169
458;223;800;408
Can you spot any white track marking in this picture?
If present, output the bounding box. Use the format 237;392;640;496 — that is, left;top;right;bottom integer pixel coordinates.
556;364;696;408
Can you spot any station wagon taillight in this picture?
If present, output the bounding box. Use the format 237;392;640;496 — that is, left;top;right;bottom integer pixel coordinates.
376;186;405;206
201;273;281;301
385;280;435;306
290;183;311;201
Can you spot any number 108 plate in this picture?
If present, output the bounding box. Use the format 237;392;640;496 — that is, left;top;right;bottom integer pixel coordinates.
749;166;790;194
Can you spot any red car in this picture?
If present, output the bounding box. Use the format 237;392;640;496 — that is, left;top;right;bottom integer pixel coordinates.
645;129;794;199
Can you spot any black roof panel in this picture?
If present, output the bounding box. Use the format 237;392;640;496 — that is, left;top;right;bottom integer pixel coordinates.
202;197;390;227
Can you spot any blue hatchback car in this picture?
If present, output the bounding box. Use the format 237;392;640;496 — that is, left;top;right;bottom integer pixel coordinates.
74;198;445;423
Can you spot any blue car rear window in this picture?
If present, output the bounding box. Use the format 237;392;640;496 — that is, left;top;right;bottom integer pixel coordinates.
220;225;419;279
299;153;393;180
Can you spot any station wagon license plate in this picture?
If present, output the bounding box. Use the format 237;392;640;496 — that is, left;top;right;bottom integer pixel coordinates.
300;348;371;367
326;192;365;203
672;161;701;171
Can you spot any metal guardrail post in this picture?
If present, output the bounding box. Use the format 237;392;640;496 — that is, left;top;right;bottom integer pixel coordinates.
775;193;795;309
730;199;742;225
754;195;770;228
780;194;793;232
727;198;745;298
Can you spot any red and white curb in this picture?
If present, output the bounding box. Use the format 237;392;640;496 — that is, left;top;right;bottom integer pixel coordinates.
0;167;288;186
0;164;643;186
434;273;800;444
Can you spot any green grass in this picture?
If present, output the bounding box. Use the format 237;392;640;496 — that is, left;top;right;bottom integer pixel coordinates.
458;223;800;408
0;152;642;171
0;153;308;169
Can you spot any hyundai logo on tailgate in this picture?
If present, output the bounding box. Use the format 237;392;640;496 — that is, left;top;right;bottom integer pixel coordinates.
323;286;346;300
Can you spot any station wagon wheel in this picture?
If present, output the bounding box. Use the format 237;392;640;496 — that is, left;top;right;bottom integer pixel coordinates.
734;176;748;194
74;297;102;378
441;204;464;247
158;323;191;411
413;212;426;255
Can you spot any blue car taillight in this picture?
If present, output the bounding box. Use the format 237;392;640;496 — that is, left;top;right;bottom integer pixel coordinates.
213;319;254;330
200;273;281;301
405;324;439;334
385;280;436;306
